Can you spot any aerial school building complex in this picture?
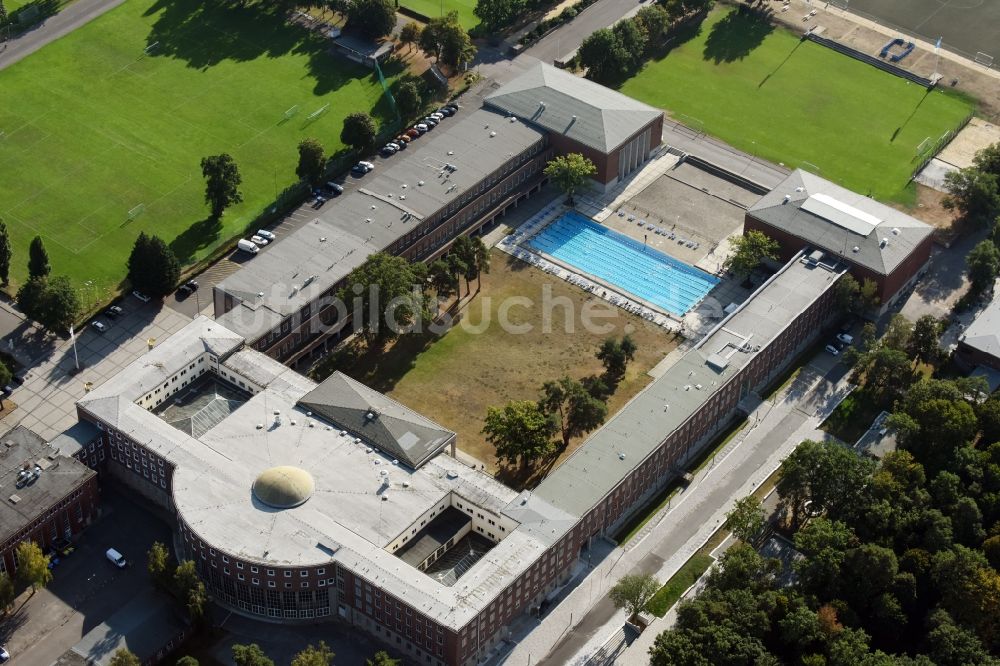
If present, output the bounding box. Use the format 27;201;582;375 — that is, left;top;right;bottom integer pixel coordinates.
66;69;939;666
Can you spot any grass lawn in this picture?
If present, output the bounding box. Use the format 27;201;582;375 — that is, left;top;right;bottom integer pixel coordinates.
619;8;975;202
322;252;678;475
0;0;396;300
820;388;881;443
401;0;479;30
645;553;715;617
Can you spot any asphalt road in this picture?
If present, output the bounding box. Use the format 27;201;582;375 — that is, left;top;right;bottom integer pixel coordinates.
523;0;651;63
0;0;126;71
1;486;173;666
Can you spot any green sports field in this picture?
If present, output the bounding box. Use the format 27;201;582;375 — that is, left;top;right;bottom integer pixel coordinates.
401;0;478;30
0;0;395;298
619;8;975;202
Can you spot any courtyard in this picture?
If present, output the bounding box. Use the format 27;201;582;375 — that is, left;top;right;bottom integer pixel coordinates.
315;251;679;478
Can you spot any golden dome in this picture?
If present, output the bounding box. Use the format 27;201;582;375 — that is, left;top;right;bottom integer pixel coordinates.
252;466;314;509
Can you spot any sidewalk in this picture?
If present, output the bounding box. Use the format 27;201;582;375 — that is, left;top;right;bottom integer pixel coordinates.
499;361;852;665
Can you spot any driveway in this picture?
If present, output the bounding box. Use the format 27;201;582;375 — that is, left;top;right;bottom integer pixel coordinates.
0;486;173;666
0;0;127;71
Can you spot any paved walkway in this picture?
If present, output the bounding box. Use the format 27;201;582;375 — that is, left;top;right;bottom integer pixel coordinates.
494;355;852;665
0;0;126;71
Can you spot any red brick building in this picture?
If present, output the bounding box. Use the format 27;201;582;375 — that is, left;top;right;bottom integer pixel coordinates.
0;426;99;576
744;170;933;309
485;63;664;189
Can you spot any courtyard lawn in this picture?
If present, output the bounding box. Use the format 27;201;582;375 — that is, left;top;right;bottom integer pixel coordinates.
619;8;975;203
0;0;396;301
322;252;678;475
400;0;478;30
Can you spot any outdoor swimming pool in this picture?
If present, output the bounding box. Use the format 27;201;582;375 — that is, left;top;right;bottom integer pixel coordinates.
528;212;719;316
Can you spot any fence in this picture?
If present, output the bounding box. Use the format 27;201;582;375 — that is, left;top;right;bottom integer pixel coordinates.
805;32;933;87
910;111;975;181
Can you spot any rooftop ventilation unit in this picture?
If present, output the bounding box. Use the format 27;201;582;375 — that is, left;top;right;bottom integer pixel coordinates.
618;452;625;460
447;151;454;156
365;409;378;421
446;470;459;480
509;116;517;123
418;180;425;186
891;227;900;235
879;238;888;248
319;237;327;242
706;353;730;372
490;131;497;137
852;246;860;253
783;194;791;203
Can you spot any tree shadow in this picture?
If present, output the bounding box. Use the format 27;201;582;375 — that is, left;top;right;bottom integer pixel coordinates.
702;7;774;64
169;216;222;263
141;0;358;97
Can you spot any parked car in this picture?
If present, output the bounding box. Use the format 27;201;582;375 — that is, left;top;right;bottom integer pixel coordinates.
132;290;151;303
396;134;412;143
359;161;375;170
393;139;407;150
351;163;368;175
250;235;269;246
444;103;459;113
256;229;276;241
421;117;438;128
413;124;428;135
105;305;124;318
177;280;198;297
429;112;445;121
836;333;854;345
91;321;107;333
380;144;397;157
310;196;327;209
437;106;455;117
52;536;75;557
237;239;259;255
404;129;420;139
824;344;840;356
106;547;127;568
324;182;344;195
0;644;9;662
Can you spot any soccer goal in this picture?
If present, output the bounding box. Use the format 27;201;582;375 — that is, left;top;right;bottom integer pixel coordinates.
915;136;932;158
975;52;994;69
127;203;146;221
283;105;300;121
305;103;330;122
143;41;160;56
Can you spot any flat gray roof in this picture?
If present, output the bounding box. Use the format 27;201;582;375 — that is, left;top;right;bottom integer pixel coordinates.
0;425;96;546
960;294;1000;360
47;420;101;458
532;253;846;517
216;107;545;340
748;170;932;276
75;316;573;629
485;63;662;153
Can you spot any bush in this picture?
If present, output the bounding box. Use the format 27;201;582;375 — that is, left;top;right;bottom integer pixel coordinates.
559;6;577;20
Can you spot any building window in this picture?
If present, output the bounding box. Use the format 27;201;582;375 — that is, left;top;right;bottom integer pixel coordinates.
284;571;292;578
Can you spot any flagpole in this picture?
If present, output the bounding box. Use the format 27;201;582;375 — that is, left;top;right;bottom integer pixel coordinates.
934;37;942;77
70;325;80;371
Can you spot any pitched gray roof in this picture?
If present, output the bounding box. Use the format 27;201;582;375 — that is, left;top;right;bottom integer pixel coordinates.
960;296;1000;360
298;371;456;469
484;63;662;153
747;170;932;276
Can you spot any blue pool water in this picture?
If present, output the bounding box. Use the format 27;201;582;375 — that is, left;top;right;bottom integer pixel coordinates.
529;212;719;316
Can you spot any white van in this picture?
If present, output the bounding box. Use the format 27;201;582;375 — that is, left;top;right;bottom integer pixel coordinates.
106;548;127;568
237;239;259;255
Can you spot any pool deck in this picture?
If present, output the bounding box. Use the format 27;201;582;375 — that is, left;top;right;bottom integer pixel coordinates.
496;150;757;340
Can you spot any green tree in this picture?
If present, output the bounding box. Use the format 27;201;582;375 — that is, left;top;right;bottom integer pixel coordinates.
608;573;659;620
474;0;526;31
482;400;557;468
37;276;80;333
340;112;378;153
971;141;1000;176
429;259;459;298
108;649;141;666
596;335;636;379
296;138;326;186
611;18;648;71
471;236;490;292
540;376;607;450
398;21;421;52
337;252;429;347
966;239;1000;294
0;571;14;613
16;541;52;591
28;235;50;280
544;153;596;204
943;167;1000;227
15;276;48;324
634;4;669;44
173;559;200;598
232;643;274;666
419;12;476;69
833;274;880;315
347;0;396;39
186;579;207;622
147;541;173;588
0;220;12;285
292;642;335;666
366;652;401;666
394;80;422;116
725;495;766;543
924;609;995;666
978;397;1000;444
910;314;944;365
578;28;628;83
777;439;875;530
793;518;855;597
723;230;779;279
128;233;180;297
0;358;12;391
200;153;243;218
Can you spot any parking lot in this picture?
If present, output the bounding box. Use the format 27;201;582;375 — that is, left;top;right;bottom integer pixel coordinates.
0;486;173;666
